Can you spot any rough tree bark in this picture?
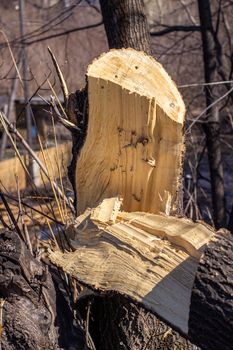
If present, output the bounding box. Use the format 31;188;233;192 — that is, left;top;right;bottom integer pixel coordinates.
189;229;233;350
99;0;151;54
0;230;85;350
197;0;226;229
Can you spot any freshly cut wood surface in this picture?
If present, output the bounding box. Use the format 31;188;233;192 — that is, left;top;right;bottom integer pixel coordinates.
75;49;185;215
117;211;213;259
49;198;214;335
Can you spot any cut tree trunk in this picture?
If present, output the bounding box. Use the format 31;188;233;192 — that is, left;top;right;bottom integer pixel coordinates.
62;48;203;350
75;49;185;216
50;198;214;335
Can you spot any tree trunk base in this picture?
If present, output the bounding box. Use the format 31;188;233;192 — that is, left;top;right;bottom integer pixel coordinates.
86;294;199;350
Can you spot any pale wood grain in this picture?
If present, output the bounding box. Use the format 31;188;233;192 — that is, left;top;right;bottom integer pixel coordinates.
75;49;185;215
49;198;214;335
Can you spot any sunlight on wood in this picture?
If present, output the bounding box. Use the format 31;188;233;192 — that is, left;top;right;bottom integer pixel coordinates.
75;48;186;215
49;197;214;335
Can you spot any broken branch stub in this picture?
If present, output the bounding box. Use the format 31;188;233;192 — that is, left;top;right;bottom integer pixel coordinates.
75;48;185;214
50;200;233;350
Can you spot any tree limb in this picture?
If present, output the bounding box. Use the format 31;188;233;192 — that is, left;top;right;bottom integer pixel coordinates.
150;25;201;36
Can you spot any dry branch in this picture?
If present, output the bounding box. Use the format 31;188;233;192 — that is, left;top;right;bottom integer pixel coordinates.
48;47;69;108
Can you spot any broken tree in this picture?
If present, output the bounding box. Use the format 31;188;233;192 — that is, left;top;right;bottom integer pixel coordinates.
76;48;185;215
50;200;233;350
50;48;233;350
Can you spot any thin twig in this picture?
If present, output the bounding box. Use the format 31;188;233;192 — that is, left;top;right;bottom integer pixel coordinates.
0;212;12;230
16;176;33;255
0;191;24;241
179;80;233;88
47;80;68;119
186;86;233;133
48;47;69;108
0;192;64;226
1;114;58;224
52;115;68;220
47;219;60;250
0;113;31;179
86;300;96;350
50;96;80;132
0;30;23;85
37;133;65;223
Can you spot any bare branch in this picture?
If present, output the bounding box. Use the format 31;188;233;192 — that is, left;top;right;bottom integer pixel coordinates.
48;47;69;108
25;21;103;45
150;24;201;36
50;96;81;133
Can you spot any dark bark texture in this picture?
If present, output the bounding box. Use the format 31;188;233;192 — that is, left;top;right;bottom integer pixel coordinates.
189;229;233;350
80;295;198;350
198;0;226;229
67;87;88;209
228;204;233;233
99;0;151;55
0;230;84;350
